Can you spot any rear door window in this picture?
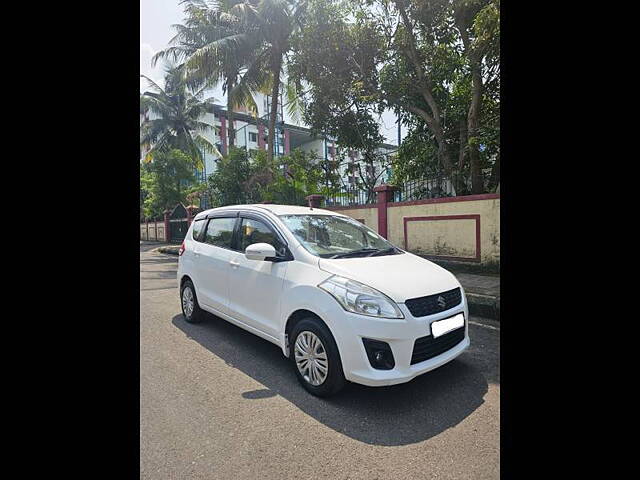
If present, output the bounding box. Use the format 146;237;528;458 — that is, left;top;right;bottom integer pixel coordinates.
204;217;237;249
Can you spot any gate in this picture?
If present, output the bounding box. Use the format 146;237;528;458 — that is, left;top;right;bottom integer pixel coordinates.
170;220;188;243
169;204;189;243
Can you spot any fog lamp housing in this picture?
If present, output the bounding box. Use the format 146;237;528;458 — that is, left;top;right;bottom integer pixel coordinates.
362;338;395;370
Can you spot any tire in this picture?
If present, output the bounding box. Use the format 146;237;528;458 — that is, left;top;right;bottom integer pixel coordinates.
180;279;203;323
290;317;346;397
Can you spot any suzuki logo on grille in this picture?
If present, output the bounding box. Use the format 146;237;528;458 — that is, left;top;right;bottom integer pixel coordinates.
437;295;446;309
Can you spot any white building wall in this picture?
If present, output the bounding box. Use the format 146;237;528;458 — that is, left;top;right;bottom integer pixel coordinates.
298;138;325;160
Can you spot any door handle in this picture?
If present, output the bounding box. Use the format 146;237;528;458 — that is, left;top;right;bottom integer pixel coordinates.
229;260;240;268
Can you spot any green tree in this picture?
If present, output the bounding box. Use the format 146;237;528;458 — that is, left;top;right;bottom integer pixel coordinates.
224;0;308;164
141;149;197;218
290;0;499;193
382;0;500;193
289;0;384;151
140;65;221;168
288;0;401;202
185;181;210;207
207;147;254;205
287;1;403;201
140;164;150;220
257;149;324;204
453;0;499;192
207;147;326;206
153;0;254;148
156;0;307;166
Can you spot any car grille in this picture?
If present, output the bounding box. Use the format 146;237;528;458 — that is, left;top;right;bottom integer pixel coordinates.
404;287;462;317
410;326;465;365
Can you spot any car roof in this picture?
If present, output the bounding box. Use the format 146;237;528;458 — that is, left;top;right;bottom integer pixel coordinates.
193;204;347;220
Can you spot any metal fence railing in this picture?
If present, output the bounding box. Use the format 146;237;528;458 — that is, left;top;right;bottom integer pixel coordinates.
324;186;377;207
393;174;458;203
193;170;495;210
392;169;495;202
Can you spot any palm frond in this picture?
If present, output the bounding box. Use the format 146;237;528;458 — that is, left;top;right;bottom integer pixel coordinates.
194;134;222;159
140;75;164;93
151;46;188;67
285;76;303;124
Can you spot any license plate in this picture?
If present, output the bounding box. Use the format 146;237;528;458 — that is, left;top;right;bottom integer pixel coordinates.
431;313;465;338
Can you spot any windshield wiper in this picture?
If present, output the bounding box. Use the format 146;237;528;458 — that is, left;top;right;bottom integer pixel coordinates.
367;247;400;257
328;248;381;259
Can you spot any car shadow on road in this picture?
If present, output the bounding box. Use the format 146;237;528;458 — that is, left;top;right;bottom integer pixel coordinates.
172;312;488;446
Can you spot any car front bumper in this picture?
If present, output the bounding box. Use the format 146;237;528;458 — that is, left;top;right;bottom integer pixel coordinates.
327;295;470;387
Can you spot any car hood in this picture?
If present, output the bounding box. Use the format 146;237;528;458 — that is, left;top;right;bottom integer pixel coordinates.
318;251;460;303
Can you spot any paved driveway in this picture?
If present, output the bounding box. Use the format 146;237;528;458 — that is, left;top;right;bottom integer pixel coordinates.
140;245;500;479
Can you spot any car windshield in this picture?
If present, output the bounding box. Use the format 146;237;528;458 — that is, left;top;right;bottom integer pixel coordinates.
278;214;401;258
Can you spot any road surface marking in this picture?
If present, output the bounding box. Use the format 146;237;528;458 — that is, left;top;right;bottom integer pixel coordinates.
469;320;500;331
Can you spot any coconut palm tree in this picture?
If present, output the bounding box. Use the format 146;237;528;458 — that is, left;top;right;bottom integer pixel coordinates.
228;0;307;164
140;65;220;168
152;0;252;148
159;0;307;164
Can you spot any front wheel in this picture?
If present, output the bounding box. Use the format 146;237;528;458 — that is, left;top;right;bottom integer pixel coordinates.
290;317;346;397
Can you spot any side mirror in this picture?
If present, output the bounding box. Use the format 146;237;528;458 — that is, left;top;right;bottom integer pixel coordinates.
245;242;277;261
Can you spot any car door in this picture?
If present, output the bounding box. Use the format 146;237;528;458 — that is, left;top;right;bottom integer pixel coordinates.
183;217;207;287
193;214;239;316
227;214;291;338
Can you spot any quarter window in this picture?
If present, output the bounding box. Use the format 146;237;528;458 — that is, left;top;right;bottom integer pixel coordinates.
192;219;206;241
204;217;236;248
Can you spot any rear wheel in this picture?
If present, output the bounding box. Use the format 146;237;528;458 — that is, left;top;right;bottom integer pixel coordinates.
181;279;203;323
290;317;346;397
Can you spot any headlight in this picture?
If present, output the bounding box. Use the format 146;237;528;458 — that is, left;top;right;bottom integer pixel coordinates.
318;275;404;319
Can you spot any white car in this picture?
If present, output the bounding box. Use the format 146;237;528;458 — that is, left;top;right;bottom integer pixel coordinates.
177;204;469;396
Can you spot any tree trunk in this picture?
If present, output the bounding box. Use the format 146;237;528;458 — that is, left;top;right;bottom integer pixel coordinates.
227;75;235;148
434;128;454;176
488;154;500;192
467;63;484;194
394;0;455;181
458;117;467;171
455;8;485;195
454;117;468;194
267;55;283;165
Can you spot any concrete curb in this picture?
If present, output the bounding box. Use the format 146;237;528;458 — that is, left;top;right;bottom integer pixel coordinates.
466;292;500;321
154;246;180;256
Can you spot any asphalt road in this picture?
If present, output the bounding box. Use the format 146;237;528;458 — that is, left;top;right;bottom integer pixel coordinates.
140;242;500;479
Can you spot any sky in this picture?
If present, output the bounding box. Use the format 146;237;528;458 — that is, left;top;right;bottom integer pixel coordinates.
140;0;403;146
